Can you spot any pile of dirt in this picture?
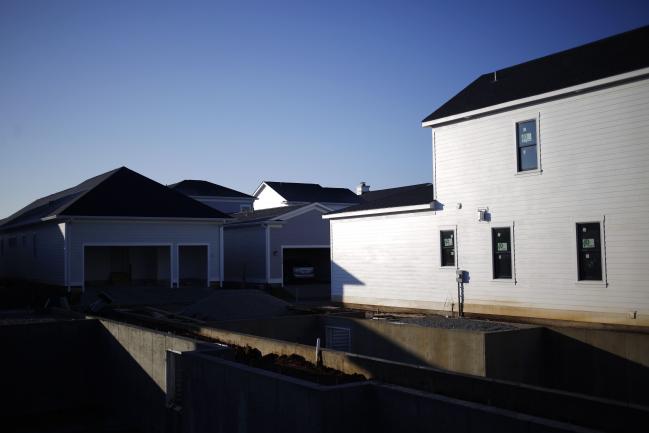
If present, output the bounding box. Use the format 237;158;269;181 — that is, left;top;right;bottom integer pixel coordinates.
232;345;365;385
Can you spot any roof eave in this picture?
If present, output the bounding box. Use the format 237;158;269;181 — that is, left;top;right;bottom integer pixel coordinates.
323;202;435;220
421;67;649;128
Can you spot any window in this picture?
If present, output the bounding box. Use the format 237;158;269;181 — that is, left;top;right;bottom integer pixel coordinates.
516;119;538;172
576;223;602;281
492;227;512;279
440;230;455;267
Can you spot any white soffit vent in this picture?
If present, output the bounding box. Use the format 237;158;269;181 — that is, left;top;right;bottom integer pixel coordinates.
325;326;351;352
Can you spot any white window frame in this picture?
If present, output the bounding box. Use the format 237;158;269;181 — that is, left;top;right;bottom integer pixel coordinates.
439;225;458;269
514;112;542;176
572;216;607;287
490;221;516;284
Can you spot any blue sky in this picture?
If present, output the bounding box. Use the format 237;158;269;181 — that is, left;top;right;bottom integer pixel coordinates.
1;0;648;217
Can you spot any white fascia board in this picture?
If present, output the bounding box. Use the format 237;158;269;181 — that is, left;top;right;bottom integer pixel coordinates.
322;203;434;219
252;182;268;198
58;216;229;224
421;67;649;128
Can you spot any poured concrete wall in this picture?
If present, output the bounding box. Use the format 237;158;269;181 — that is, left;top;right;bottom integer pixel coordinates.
180;350;590;433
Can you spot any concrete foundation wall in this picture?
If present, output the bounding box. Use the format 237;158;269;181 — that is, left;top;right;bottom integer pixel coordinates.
180;350;591;433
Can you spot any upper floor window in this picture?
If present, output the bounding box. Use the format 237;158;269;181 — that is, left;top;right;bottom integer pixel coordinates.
516;119;538;172
492;227;512;279
440;230;455;267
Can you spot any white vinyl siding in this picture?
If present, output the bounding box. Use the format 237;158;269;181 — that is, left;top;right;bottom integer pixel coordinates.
330;76;649;322
0;222;65;286
67;220;221;287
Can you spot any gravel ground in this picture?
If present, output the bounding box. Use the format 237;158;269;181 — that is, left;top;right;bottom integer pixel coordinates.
374;314;520;332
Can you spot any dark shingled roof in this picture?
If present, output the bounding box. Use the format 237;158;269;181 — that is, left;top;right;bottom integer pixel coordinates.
1;167;229;230
423;25;649;124
228;204;309;224
327;183;435;215
262;182;360;204
169;180;253;199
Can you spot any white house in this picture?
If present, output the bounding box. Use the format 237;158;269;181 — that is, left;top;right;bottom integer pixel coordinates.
252;181;360;210
0;167;230;292
325;26;649;326
223;203;333;288
169;180;255;214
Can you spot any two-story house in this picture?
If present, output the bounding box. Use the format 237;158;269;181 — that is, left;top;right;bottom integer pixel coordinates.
325;26;649;326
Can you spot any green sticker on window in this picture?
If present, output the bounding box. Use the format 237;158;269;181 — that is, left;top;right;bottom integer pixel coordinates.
497;242;508;252
444;238;453;247
582;238;595;249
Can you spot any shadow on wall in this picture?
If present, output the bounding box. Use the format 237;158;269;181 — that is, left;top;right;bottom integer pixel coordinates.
330;261;365;291
541;327;649;406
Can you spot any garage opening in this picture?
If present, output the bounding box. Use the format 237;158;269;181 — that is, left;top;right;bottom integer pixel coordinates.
178;245;208;288
84;246;171;288
282;247;331;285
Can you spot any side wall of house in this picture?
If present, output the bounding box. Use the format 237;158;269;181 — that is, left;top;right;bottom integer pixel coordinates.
331;77;649;325
223;225;267;283
0;222;66;286
67;220;221;287
269;210;331;282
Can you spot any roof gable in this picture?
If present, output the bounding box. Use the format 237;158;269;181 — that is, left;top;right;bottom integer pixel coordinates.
423;25;649;124
327;183;435;216
169;180;253;199
1;167;229;229
260;181;360;204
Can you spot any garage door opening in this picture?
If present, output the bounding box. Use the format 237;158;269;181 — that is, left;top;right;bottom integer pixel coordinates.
178;245;208;288
84;246;171;288
282;247;331;285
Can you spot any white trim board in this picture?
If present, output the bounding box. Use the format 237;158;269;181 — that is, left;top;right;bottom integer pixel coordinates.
322;203;435;219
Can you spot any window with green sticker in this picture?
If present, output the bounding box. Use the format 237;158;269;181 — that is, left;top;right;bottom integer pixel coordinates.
516;119;538;172
577;223;602;280
492;227;512;279
440;230;455;267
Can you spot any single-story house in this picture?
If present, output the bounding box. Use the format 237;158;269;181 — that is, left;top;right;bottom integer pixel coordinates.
0;167;230;291
223;203;333;287
252;181;360;210
169;179;255;214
